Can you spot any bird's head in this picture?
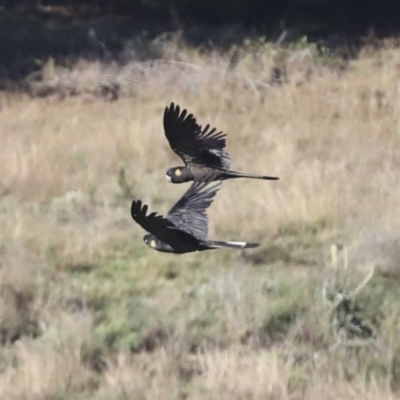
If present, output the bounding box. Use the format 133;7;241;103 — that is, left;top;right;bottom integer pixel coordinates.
143;234;159;249
143;234;174;253
166;167;191;183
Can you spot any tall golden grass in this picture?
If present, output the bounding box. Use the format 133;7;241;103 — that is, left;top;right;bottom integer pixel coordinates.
1;38;400;399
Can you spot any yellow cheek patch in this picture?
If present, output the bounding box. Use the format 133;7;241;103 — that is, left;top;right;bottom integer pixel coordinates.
150;240;157;248
175;169;182;176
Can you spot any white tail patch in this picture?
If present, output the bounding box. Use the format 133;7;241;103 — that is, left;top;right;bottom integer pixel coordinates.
208;240;259;249
225;241;247;247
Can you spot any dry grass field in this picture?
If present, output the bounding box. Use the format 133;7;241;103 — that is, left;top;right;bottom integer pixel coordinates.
1;34;400;399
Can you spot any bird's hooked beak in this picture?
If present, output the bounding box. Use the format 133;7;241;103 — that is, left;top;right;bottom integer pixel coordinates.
165;174;171;182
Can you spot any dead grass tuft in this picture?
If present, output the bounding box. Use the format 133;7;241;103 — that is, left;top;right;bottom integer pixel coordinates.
195;346;291;399
0;312;95;399
304;379;398;400
0;244;47;343
351;229;400;278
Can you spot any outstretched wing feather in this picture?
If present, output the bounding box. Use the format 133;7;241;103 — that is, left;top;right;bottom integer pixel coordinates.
166;181;221;239
131;200;185;244
163;103;231;169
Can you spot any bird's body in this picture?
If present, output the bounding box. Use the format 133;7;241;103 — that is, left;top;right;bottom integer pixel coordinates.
143;233;211;254
131;181;260;254
163;103;279;184
166;165;277;184
142;233;252;254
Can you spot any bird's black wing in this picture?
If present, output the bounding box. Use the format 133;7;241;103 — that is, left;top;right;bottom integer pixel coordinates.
163;102;231;169
166;181;221;240
131;200;194;245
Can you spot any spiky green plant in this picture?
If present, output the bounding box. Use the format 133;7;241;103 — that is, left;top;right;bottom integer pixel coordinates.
322;244;376;347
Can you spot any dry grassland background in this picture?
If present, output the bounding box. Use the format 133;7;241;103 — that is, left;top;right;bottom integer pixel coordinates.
1;33;400;399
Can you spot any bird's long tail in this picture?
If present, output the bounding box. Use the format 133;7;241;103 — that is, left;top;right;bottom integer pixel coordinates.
208;240;260;249
220;169;279;181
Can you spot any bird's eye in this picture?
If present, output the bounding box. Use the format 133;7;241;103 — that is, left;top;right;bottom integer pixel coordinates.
175;169;182;176
150;240;157;248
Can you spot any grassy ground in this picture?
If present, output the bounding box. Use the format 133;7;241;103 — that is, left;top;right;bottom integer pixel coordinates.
1;34;400;399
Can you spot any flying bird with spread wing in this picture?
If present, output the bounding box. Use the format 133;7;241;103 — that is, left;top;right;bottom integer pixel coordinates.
163;102;280;184
131;181;259;254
